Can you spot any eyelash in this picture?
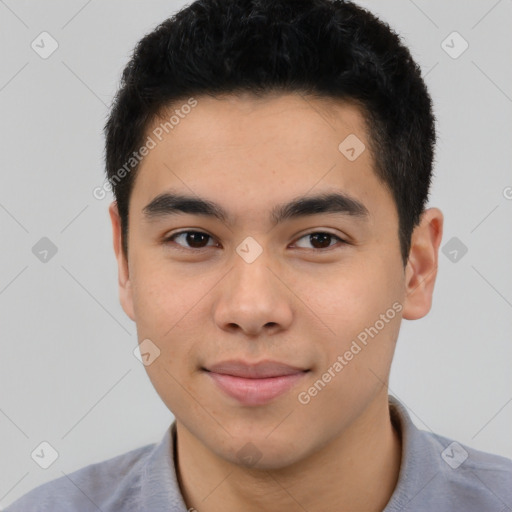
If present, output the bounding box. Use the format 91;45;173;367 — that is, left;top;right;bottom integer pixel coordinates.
162;230;348;252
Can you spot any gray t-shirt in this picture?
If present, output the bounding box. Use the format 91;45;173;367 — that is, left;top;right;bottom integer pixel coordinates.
4;396;512;511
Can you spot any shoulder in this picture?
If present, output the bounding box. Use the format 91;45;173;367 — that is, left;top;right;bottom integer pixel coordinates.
415;429;512;510
432;429;512;480
387;397;512;511
3;442;157;512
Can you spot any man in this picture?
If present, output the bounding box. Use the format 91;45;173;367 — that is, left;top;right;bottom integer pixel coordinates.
5;0;512;511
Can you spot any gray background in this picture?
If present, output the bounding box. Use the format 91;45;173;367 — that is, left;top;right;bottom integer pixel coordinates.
1;0;511;508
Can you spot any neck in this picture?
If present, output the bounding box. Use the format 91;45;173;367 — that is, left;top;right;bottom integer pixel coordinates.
174;393;402;512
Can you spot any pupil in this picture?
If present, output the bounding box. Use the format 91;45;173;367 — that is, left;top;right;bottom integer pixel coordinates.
188;233;208;248
311;233;331;248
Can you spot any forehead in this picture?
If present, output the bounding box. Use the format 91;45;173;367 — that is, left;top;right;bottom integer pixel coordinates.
131;93;395;227
148;92;369;155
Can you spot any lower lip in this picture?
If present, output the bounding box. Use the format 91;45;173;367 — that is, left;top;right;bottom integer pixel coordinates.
206;371;307;406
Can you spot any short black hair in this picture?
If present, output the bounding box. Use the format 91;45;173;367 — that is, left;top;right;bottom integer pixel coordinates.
104;0;436;266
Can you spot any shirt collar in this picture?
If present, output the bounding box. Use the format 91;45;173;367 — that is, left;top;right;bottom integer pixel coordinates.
139;422;188;512
383;395;441;511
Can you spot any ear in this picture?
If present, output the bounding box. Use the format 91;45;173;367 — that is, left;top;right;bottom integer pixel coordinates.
109;201;136;322
402;207;444;320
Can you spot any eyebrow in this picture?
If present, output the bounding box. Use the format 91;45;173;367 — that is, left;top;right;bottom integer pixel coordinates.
142;190;370;227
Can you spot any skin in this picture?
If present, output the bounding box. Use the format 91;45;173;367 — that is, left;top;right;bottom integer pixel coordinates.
109;92;443;512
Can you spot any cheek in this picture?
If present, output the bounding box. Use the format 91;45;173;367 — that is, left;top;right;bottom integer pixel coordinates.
130;256;202;335
305;262;392;330
130;259;218;386
131;263;206;413
309;258;403;370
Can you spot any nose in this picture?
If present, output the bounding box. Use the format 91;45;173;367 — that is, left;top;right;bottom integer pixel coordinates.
212;251;294;337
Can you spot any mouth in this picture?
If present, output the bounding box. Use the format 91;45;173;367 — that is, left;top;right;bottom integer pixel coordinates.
202;360;310;406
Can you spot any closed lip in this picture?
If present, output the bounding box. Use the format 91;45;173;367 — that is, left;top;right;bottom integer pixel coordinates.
203;359;309;378
204;359;310;406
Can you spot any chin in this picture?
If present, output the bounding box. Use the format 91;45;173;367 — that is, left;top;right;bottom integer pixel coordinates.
216;433;309;471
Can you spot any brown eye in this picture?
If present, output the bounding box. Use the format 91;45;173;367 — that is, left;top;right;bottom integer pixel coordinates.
163;230;347;252
164;231;216;250
294;232;346;250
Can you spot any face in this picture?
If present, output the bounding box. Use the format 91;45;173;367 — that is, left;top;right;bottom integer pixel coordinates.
110;93;439;469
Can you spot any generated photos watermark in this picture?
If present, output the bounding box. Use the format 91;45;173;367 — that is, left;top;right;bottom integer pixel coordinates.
298;301;403;405
93;97;198;200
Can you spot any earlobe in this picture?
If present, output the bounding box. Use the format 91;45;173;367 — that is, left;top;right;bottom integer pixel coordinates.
108;201;136;322
402;207;444;320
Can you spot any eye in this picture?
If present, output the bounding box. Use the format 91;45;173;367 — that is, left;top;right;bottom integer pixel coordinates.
163;230;217;250
163;230;347;252
293;231;347;250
